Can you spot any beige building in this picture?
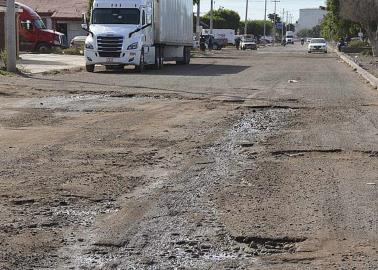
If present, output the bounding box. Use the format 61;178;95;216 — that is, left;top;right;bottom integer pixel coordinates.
295;8;327;33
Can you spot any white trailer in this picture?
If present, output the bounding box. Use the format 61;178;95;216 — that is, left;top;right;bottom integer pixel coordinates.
202;29;236;45
83;0;193;72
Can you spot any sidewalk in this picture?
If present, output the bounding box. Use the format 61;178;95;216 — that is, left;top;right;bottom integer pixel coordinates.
17;53;84;74
330;45;378;89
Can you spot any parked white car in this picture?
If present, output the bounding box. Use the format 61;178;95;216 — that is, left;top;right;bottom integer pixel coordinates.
240;36;257;50
308;38;327;53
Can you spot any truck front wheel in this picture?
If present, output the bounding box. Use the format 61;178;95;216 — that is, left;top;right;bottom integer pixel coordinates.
36;43;51;54
154;47;163;70
86;64;95;72
135;50;145;73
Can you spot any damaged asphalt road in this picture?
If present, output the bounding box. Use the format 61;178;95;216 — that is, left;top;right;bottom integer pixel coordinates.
0;45;377;269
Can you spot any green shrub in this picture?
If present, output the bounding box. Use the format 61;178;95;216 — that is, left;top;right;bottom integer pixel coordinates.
362;49;373;56
348;40;369;48
0;50;7;68
63;47;83;55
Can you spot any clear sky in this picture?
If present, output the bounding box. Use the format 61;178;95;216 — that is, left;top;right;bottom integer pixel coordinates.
196;0;326;22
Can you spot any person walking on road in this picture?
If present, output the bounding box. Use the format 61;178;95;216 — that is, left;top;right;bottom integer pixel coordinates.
235;37;241;50
208;35;214;51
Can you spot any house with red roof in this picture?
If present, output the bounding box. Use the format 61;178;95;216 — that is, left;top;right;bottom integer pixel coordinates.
19;0;88;43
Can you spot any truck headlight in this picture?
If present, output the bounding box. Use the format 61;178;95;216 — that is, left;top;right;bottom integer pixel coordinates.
85;42;94;50
127;42;138;50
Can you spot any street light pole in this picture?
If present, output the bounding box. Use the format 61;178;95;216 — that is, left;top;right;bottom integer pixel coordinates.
210;0;213;34
263;0;267;37
272;0;279;46
281;8;285;43
6;0;17;72
244;0;249;35
196;1;201;41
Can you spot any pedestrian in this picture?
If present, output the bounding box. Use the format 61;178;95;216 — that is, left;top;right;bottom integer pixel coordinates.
200;35;206;51
235;37;241;50
208;35;214;51
337;37;345;52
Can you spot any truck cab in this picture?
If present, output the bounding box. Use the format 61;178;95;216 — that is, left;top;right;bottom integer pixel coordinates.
84;0;193;73
17;2;67;52
285;31;294;45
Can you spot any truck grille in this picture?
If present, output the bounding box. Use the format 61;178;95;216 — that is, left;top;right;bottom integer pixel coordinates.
97;36;123;58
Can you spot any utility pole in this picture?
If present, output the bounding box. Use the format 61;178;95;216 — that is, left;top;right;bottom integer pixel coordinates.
196;1;200;41
263;0;267;37
210;0;213;34
281;8;285;43
6;0;17;72
244;0;249;35
272;0;280;46
286;11;289;31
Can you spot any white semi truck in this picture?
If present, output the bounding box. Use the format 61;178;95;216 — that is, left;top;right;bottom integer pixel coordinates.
83;0;193;72
285;31;295;44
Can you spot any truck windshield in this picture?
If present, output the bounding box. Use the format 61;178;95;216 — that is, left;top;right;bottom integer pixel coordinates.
92;8;140;24
34;19;46;29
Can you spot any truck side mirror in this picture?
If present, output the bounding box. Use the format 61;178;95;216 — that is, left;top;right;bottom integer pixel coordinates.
22;20;33;31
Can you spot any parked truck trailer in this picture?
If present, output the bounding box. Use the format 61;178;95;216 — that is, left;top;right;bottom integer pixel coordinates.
83;0;193;72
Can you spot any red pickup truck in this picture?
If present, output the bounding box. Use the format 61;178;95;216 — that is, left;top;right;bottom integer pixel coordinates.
17;2;67;52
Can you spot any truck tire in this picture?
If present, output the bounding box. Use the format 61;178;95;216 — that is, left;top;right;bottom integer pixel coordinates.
135;49;145;73
154;46;163;70
86;64;95;72
176;47;190;65
184;47;191;65
36;43;51;54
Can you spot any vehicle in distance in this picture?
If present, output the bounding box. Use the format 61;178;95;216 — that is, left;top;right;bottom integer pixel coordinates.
70;36;87;48
240;36;257;50
202;29;235;45
17;2;67;52
83;0;193;73
201;34;226;50
285;31;295;44
308;38;327;53
306;37;312;43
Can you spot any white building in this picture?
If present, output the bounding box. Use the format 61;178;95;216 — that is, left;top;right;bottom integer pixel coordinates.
295;8;327;33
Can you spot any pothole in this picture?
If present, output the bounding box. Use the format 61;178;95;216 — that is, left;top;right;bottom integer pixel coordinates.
234;236;307;255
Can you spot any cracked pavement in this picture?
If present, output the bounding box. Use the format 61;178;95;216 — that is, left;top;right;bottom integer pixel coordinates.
0;45;377;269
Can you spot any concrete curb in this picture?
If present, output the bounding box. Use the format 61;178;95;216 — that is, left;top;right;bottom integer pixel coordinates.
330;46;378;89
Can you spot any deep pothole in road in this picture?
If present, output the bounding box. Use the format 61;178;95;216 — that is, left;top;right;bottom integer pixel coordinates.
234;236;307;255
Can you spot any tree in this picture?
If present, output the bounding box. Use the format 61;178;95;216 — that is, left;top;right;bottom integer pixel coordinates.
340;0;378;56
320;0;360;41
202;8;241;31
268;13;281;23
286;23;295;32
297;26;321;38
88;0;93;18
239;20;273;37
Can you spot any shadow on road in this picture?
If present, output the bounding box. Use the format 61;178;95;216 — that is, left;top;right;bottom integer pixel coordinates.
18;59;69;66
96;63;250;76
